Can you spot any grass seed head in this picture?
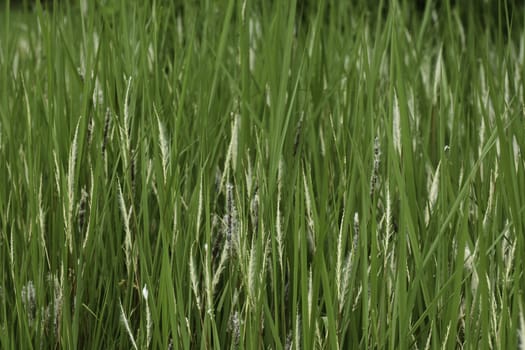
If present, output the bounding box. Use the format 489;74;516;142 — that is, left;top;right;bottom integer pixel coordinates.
307;268;313;320
229;310;241;349
302;168;316;253
224;183;238;256
189;248;201;311
353;212;360;253
142;284;152;348
393;90;401;155
231;112;240;171
336;205;345;303
21;281;36;327
119;300;138;350
285;331;293;350
155;106;170;183
65;118;81;253
118;180;133;274
276;158;284;258
294;311;301;350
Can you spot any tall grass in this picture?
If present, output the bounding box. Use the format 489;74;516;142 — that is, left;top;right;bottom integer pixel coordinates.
1;0;525;348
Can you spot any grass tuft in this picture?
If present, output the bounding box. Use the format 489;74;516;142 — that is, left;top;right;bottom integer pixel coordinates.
1;1;525;348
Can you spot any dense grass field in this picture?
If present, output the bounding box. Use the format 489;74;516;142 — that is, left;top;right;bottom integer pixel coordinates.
1;0;525;348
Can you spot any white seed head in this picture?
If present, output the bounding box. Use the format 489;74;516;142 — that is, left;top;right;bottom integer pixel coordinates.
118;180;133;274
142;284;152;348
119;300;138;350
142;284;149;300
302;169;315;250
212;243;229;293
21;281;36;326
307;268;313;320
224;183;238;255
155;106;170;184
353;212;360;251
196;177;203;237
229;310;241;348
123;77;132;148
336;206;345;303
230;113;240;171
393;90;401;155
189;248;201;311
294;311;301;350
65;118;81;253
277;160;284;272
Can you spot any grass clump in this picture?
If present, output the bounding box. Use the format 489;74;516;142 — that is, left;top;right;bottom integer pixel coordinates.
1;0;525;348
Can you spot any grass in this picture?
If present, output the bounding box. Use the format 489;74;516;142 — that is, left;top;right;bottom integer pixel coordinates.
1;0;525;348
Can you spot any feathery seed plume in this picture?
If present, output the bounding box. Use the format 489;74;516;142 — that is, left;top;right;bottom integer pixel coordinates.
142;284;152;348
393;90;401;155
229;310;241;349
65;118;81;253
336;206;345;303
118;180;133;274
119;301;138;350
225;183;238;256
277;159;284;272
189;247;202;311
155;105;169;184
21;281;36;327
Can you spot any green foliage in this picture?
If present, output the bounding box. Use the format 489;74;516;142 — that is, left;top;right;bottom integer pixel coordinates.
1;0;524;348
